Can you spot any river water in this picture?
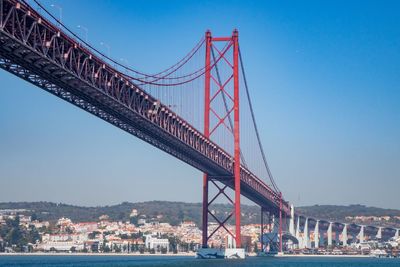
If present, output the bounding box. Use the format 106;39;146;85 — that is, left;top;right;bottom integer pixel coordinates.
0;255;399;267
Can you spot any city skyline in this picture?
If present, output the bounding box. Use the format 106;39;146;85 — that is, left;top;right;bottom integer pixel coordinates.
0;0;399;209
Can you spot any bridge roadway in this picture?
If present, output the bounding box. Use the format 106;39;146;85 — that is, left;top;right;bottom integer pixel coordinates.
0;0;290;215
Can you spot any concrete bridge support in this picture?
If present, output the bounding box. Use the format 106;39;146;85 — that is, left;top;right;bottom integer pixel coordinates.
358;225;365;243
295;217;301;248
303;218;309;248
314;220;320;249
395;229;399;239
327;222;333;247
289;205;295;236
341;224;348;247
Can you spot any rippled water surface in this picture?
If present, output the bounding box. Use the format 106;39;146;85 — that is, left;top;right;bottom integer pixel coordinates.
0;255;400;267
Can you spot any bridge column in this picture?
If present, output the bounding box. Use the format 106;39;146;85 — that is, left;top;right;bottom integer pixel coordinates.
260;207;265;252
314;220;320;249
341;224;348;247
395;229;399;239
201;30;212;249
357;225;365;243
327;222;333;247
289;205;295;236
200;30;243;251
295;216;301;248
232;29;242;248
303;218;309;248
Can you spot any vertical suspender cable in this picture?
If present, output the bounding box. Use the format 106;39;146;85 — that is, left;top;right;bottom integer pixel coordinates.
238;46;280;193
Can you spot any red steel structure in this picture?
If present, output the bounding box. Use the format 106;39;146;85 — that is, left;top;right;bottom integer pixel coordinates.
202;30;242;248
0;0;290;251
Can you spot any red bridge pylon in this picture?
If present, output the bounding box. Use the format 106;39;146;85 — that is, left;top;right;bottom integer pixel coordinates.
202;29;241;248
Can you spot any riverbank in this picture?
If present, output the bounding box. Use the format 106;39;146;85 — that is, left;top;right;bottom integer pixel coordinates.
0;252;196;257
0;252;376;258
278;254;371;258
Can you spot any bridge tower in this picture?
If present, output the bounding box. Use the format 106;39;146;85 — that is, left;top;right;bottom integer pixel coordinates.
202;29;242;249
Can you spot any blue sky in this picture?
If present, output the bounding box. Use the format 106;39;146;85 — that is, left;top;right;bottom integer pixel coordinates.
0;0;399;208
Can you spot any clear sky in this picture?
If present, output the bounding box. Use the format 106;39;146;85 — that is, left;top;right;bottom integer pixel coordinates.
0;0;399;208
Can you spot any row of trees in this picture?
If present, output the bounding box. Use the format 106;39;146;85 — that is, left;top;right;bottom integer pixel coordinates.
0;217;41;252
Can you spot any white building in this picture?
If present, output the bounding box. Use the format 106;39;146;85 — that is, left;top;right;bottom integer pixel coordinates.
145;235;169;252
38;241;84;251
39;233;88;252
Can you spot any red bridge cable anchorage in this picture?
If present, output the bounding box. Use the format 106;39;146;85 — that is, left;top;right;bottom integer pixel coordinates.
238;46;280;193
28;0;206;84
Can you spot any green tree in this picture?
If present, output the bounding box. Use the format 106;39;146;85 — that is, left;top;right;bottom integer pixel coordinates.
88;231;100;239
31;213;38;222
103;244;111;253
114;244;121;253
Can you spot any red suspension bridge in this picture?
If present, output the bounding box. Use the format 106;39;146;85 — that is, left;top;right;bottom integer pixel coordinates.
0;0;291;255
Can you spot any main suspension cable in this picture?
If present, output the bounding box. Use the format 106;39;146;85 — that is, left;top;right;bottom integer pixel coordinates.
27;0;207;85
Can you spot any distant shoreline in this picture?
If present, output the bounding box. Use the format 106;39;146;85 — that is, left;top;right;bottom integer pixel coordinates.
0;252;374;258
277;254;371;258
0;252;196;257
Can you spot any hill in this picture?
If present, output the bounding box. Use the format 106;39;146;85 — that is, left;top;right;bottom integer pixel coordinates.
297;204;400;221
1;202;399;227
0;201;261;226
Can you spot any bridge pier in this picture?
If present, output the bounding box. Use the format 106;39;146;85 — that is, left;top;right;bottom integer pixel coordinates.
289;205;295;236
287;206;296;250
341;224;348;247
327;222;333;247
358;225;365;243
303;218;309;248
395;229;399;239
295;216;301;247
314;220;320;249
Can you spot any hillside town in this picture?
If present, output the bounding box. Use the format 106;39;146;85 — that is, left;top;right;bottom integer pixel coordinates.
0;208;259;254
1;208;399;257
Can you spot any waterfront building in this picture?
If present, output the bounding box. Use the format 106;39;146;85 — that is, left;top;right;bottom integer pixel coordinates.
145;235;169;252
